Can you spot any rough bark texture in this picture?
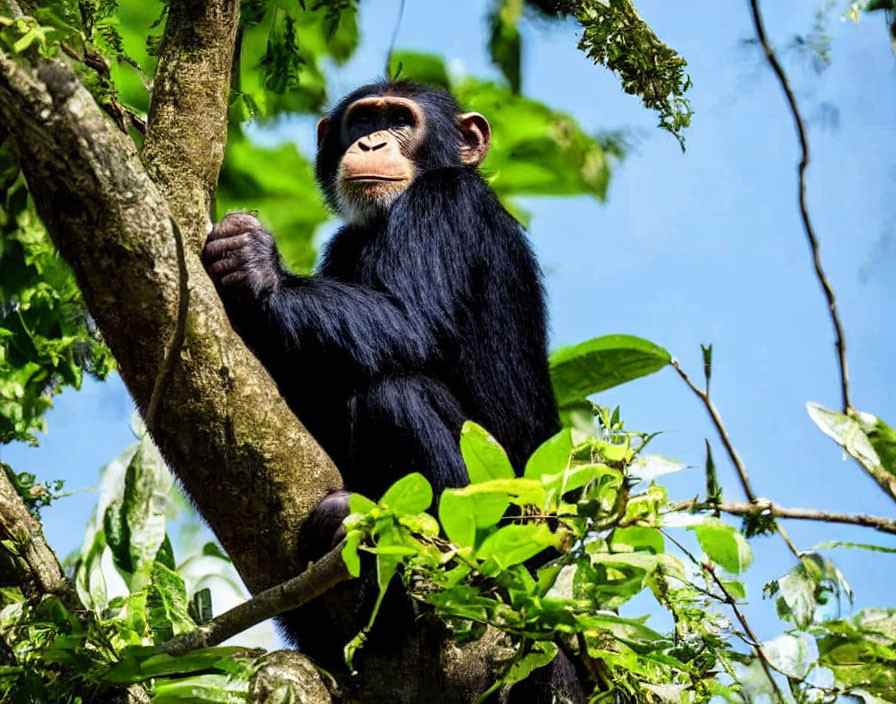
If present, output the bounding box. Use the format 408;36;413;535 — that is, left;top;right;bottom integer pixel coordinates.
0;2;506;700
0;4;340;595
0;464;66;599
250;650;333;704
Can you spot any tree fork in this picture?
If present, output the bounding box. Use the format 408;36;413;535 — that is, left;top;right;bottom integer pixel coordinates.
0;2;340;595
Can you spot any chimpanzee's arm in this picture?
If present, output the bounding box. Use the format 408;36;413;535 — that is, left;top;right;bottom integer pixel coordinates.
201;213;440;378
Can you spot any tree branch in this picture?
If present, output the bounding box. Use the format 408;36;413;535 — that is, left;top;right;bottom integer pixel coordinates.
142;0;240;245
672;360;805;558
0;463;66;599
662;529;788;702
0;41;340;597
0;8;504;700
672;360;757;503
667;498;896;537
161;543;352;656
748;0;852;415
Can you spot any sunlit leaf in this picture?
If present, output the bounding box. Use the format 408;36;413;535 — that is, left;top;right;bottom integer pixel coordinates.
439;490;477;548
550;335;671;406
689;523;753;574
476;523;558;567
524;427;573;480
380;472;433;515
460;421;515;483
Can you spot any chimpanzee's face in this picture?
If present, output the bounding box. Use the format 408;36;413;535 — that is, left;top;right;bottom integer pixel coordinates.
315;87;490;225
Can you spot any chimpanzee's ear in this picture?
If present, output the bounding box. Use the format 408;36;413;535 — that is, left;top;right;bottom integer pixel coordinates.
316;118;330;148
458;112;490;167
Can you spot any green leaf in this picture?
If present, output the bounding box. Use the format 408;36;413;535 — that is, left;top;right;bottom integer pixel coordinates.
380;472;433;515
450;478;545;507
341;529;363;578
857;412;896;478
439;490;480;546
103;433;173;587
776;567;816;629
524;427;573;480
816;608;896;698
200;542;230;562
550;335;671;406
704;439;721;505
807;403;896;482
542;463;621;509
762;634;815;679
701;343;713;394
152;673;249;703
505;641;557;683
810;541;896;554
628;454;687;482
487;0;523;93
388;50;450;87
610;526;664;555
398;511;440;536
689;523;753;574
721;580;746;600
105;646;246;684
460;421;515;483
188;588;213;625
74;528;107;613
146;562;194;642
349;493;377;514
476;523;558;567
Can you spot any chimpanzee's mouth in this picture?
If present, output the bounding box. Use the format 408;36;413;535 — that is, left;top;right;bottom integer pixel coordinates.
344;176;406;182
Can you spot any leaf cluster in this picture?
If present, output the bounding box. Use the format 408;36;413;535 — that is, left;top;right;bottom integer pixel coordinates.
557;0;693;148
0;144;113;445
0;427;257;702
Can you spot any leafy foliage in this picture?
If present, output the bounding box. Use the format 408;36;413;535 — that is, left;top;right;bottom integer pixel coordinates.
0;428;254;702
0;145;114;445
548;0;693;148
488;0;524;93
1;1;894;702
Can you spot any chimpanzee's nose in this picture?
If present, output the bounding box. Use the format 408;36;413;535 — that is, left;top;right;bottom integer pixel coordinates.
358;135;388;151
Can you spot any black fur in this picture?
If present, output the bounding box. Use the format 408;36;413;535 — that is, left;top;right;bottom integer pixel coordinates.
203;82;563;690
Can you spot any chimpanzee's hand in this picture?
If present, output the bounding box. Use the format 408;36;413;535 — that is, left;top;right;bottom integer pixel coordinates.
202;212;282;301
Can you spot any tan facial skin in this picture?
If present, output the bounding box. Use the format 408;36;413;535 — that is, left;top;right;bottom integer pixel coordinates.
317;96;491;224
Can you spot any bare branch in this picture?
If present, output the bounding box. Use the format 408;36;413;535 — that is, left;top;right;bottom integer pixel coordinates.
672;360;757;503
672;360;805;559
668;498;896;536
161;544;352;656
748;0;852;415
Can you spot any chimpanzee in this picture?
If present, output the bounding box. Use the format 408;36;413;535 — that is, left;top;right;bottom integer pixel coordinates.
202;81;579;700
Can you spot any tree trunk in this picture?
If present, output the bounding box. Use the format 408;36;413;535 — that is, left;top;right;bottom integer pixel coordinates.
0;1;503;699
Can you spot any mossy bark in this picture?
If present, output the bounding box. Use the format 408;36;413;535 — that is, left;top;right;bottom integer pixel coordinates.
0;1;506;700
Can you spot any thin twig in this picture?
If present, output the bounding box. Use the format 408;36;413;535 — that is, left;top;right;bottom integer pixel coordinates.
144;217;189;430
661;529;788;703
673;359;803;559
672;360;756;503
384;0;407;78
748;0;852;415
160;543;352;656
667;498;896;536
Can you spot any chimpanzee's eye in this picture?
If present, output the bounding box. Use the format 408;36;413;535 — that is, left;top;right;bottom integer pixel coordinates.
352;108;374;127
391;108;413;128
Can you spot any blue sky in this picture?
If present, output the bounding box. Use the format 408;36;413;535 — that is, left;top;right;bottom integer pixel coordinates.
1;0;893;645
